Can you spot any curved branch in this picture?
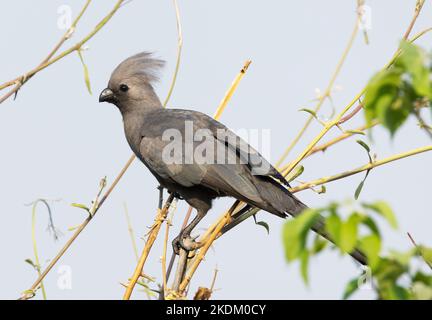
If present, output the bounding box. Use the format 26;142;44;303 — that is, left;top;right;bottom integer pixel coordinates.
0;0;124;104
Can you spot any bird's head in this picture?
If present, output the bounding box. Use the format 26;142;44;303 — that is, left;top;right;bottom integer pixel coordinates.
99;52;165;111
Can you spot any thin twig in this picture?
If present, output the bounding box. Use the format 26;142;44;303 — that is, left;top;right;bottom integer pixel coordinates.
413;109;432;140
222;145;432;236
213;60;252;120
210;266;219;292
168;60;252;289
163;0;183;107
306;121;378;156
0;0;124;104
337;103;363;125
123;202;155;300
281;23;432;177
275;5;360;168
177;205;236;294
278;120;379;175
122;194;175;300
19;157;133;299
172;250;189;294
165;206;193;287
289;145;432;193
0;0;92;93
276;8;431;171
21;0;184;298
402;0;426;41
407;232;432;270
171;23;432;299
283;91;364;176
161;201;176;298
30;200;54;300
192;267;219;300
123;202;139;261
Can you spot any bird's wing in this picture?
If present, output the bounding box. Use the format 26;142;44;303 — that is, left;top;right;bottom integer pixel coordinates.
139;135;206;187
138;109;265;202
192;111;290;187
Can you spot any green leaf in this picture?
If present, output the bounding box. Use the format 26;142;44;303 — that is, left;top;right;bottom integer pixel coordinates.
325;213;342;246
21;289;36;298
359;234;381;270
317;185;326;194
311;235;328;254
286;165;304;183
342;277;360;300
282;209;320;262
363;68;410;136
354;181;365;200
253;215;270;235
381;96;411;136
356;140;371;153
363;42;432;137
24;258;37;269
380;283;410;300
411;282;432;300
412;271;432;286
354;140;372;200
340;214;361;254
299;108;318;118
67;224;81;231
346;130;366;135
77;50;92;95
397;41;431;97
256;221;270;234
300;250;310;285
71;203;90;213
363;201;398;229
418;246;432;266
364;69;402;123
374;258;407;283
388;249;416;266
361;216;381;237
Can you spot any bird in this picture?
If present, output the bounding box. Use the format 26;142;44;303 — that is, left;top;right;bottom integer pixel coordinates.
99;52;366;265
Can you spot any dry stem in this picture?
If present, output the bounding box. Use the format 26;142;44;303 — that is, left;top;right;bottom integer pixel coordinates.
122;194;175;300
0;0;124;104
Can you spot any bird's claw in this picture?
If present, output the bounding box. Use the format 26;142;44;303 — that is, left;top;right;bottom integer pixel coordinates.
167;190;184;200
172;234;201;255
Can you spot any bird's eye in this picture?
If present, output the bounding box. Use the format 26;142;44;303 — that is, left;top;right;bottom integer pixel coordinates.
119;84;129;92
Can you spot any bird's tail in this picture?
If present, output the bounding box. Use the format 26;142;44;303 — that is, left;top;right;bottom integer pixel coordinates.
253;176;367;266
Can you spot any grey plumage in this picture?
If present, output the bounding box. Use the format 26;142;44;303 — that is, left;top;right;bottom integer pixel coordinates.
99;52;366;265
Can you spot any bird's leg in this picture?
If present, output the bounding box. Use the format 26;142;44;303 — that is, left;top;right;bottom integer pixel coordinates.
172;209;206;255
157;186;164;209
166;189;184;200
172;249;188;292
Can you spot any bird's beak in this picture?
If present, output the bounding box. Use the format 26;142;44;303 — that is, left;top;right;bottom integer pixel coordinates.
99;88;116;103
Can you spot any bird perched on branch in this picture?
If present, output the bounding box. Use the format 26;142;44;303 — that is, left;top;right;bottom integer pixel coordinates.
99;52;366;265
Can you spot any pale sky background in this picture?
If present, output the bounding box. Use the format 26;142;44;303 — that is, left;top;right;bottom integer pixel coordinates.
1;1;431;300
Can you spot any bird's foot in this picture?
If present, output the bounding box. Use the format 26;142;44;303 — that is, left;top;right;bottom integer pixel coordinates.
172;233;201;255
167;190;184;200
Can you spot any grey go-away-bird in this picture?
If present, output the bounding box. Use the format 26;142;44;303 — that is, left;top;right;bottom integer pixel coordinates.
99;52;366;265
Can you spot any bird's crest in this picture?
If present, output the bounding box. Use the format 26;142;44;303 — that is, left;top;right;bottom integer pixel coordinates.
110;52;165;85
